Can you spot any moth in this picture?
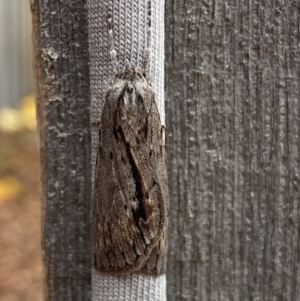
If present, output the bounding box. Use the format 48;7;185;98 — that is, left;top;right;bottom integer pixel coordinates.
93;64;168;275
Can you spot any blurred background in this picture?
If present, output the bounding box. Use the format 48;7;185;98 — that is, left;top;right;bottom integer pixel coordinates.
0;1;43;301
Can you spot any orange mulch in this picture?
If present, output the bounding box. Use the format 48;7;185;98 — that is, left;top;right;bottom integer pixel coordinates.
0;129;44;301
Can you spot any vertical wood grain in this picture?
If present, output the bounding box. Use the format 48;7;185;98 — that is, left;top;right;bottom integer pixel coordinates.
31;1;91;300
165;1;300;300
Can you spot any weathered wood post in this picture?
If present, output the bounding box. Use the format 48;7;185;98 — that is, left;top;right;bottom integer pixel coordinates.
166;1;300;300
32;0;300;300
31;1;91;300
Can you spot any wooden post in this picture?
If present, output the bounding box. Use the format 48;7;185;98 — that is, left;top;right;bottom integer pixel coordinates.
31;0;300;300
31;1;91;300
166;0;300;300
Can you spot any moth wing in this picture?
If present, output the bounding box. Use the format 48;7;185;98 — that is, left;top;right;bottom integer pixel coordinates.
93;93;166;274
138;94;169;275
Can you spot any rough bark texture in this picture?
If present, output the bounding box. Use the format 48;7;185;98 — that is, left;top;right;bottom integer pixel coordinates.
166;1;300;300
31;1;91;300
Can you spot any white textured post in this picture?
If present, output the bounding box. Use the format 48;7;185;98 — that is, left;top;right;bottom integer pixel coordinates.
88;1;166;300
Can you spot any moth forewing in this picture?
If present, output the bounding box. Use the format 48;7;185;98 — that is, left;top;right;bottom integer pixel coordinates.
93;65;168;275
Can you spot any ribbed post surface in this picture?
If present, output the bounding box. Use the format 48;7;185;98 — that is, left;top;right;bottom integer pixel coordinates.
88;0;166;300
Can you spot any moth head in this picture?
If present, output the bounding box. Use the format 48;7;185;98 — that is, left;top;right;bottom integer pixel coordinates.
122;83;137;109
113;64;154;128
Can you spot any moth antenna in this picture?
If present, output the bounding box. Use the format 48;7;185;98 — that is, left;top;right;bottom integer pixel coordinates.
143;0;152;76
107;3;118;73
